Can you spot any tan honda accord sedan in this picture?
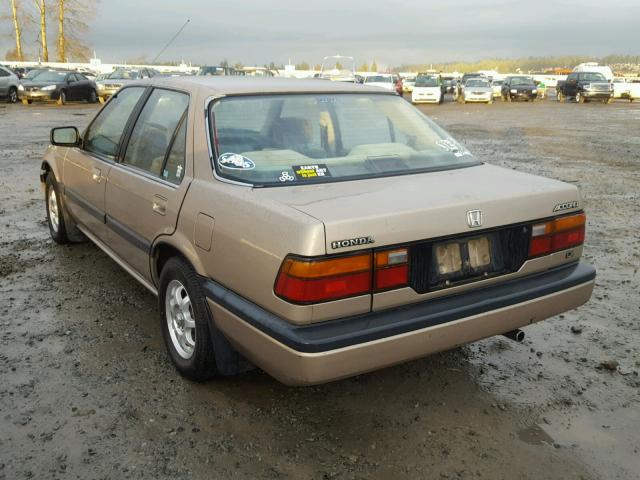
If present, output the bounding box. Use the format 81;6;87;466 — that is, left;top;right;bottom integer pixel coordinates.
40;77;595;385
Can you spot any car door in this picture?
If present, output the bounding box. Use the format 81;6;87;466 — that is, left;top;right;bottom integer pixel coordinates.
63;86;147;239
0;67;9;96
75;73;91;99
104;88;191;279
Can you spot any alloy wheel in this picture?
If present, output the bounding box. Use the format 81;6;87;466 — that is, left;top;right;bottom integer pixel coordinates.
165;279;196;359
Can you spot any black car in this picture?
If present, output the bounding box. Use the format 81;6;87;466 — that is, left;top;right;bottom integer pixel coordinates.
501;76;538;102
18;70;97;105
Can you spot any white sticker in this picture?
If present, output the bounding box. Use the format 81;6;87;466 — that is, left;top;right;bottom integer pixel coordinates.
218;152;255;170
436;137;472;157
279;171;295;182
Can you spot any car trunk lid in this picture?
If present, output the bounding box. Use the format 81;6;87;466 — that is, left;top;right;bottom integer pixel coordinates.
254;163;581;254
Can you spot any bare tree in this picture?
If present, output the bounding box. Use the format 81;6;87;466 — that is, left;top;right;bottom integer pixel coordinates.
33;0;48;61
9;0;24;61
56;0;96;62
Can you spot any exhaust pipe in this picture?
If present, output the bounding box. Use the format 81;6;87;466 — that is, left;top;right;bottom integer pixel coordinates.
503;329;525;342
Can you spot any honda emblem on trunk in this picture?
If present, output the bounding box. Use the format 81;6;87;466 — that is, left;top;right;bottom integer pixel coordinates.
467;210;483;228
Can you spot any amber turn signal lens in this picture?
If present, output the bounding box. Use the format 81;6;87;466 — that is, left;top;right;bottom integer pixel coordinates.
282;254;371;279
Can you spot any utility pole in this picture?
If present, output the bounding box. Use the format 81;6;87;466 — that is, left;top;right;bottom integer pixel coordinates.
10;0;23;61
58;0;66;62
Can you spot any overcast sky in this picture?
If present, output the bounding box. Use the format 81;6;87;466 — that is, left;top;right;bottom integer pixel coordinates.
3;0;640;66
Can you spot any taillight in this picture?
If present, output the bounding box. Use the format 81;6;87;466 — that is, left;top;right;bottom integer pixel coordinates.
529;212;586;258
274;253;372;304
374;248;409;291
274;247;412;304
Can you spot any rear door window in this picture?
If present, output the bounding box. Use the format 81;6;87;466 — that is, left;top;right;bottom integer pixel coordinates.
84;87;146;159
122;88;189;178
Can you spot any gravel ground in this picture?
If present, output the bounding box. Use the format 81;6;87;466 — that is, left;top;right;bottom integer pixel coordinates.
0;96;638;480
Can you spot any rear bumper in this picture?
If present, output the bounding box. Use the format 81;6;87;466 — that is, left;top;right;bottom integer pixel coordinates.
203;262;595;385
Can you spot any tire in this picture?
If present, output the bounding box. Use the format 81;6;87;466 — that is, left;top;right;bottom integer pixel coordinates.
7;87;18;104
606;97;613;104
45;174;70;244
557;91;564;103
159;257;225;381
576;92;585;104
88;89;97;103
57;90;67;105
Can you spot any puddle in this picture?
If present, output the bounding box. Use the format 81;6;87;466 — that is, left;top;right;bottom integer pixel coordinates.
518;423;555;446
544;407;640;480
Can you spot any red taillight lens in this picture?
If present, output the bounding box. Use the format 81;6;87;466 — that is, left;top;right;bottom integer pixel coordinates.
274;254;372;304
374;248;409;291
275;248;412;304
528;212;586;258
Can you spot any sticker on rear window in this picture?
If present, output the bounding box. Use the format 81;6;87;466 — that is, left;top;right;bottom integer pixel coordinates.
292;164;332;180
436;138;472;157
217;153;255;170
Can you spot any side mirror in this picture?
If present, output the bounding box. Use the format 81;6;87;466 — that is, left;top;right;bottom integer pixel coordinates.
51;126;80;147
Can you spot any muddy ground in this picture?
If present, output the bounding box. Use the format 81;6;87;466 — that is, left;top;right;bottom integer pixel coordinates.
0;96;638;480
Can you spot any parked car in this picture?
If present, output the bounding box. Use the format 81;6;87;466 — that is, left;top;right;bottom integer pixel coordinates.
612;78;640;102
18;70;97;105
96;68;159;102
453;73;485;101
442;76;456;94
402;76;416;93
363;74;397;92
501;76;538;102
411;74;443;104
393;74;403;95
197;66;241;76
40;77;595;385
461;77;493;104
0;65;20;103
491;79;504;99
556;72;613;104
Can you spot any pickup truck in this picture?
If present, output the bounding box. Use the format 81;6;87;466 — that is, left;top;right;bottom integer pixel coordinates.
556;72;613;103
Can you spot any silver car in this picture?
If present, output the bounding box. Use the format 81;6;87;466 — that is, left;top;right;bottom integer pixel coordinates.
461;78;493;104
0;65;19;103
96;68;159;103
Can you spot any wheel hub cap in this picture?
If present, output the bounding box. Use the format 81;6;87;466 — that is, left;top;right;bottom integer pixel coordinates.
165;280;196;359
48;188;59;233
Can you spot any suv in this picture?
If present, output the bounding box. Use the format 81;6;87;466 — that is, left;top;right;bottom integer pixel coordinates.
556;72;613;104
0;65;19;103
501;76;538;102
41;77;595;385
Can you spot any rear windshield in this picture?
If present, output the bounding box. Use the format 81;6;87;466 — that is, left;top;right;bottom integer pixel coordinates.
365;75;393;83
31;71;66;82
509;77;535;86
209;94;480;186
580;72;606;82
108;70;139;80
466;79;489;87
415;76;439;87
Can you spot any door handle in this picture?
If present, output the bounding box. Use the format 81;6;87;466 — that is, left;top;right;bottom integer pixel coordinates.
91;167;102;183
152;195;167;216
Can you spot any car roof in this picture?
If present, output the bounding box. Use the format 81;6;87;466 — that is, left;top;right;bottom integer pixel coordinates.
132;76;394;96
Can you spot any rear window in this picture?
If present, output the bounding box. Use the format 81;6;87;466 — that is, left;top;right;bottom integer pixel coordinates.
209;94;480;186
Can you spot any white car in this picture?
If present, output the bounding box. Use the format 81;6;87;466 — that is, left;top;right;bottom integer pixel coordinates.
612;78;640;102
461;78;493;104
411;75;443;104
402;76;416;93
363;74;396;92
491;80;504;98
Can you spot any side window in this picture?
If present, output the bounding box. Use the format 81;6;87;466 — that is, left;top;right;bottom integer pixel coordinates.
0;68;9;78
122;89;189;177
84;87;146;159
568;73;577;81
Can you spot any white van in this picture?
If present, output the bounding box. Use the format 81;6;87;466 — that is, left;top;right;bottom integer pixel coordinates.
573;63;613;82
